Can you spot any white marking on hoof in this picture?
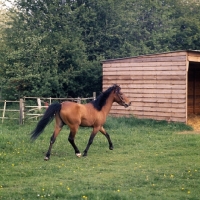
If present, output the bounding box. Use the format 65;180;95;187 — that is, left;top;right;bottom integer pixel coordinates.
44;156;49;161
76;153;81;157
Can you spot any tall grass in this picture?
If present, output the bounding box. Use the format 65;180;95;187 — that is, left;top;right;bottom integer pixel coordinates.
1;116;200;200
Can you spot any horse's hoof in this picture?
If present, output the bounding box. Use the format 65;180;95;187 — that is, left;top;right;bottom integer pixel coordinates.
76;153;81;157
109;146;113;150
44;156;49;161
83;153;87;157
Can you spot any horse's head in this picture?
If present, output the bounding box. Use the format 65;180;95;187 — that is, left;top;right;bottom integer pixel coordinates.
113;85;131;108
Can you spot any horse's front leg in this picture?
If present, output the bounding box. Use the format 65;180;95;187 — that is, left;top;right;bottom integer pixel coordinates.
68;128;81;157
99;126;113;150
83;127;99;157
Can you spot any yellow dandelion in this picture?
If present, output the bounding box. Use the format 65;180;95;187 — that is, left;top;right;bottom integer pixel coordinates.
188;190;190;194
12;164;14;167
170;174;174;178
60;182;63;186
117;189;120;192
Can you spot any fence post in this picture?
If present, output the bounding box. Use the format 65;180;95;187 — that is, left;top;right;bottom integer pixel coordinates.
77;97;81;104
2;100;6;123
19;98;24;125
37;98;42;111
93;92;96;100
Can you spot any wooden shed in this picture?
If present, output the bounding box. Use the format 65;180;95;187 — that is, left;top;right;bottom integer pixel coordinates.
102;50;200;123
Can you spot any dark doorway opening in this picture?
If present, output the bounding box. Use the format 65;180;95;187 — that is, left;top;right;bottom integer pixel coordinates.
188;62;200;115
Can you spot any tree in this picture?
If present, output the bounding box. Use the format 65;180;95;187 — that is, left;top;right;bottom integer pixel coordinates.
1;0;101;99
171;1;200;50
0;1;14;99
1;0;200;100
69;0;134;60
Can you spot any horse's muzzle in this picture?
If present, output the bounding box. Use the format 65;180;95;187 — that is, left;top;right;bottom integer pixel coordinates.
124;102;131;108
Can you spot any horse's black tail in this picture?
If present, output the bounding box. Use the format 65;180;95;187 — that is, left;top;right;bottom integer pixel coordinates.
30;103;62;140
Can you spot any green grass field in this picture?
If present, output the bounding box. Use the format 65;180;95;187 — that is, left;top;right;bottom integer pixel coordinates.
0;116;200;200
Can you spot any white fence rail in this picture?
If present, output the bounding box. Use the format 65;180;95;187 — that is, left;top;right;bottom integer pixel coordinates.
0;93;96;124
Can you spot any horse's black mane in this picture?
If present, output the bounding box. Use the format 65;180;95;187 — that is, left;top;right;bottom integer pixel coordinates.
90;85;119;111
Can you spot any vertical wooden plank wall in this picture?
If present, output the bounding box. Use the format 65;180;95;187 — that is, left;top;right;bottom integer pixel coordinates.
103;52;187;123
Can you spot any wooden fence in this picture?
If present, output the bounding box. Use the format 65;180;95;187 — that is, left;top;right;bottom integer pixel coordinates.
0;100;20;123
0;93;96;124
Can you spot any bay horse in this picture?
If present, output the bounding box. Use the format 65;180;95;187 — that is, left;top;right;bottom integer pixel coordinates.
30;84;131;160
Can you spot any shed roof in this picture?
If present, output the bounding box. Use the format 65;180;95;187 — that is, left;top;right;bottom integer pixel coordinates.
102;50;200;63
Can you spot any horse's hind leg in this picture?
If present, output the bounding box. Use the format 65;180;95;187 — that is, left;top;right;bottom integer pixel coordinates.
44;133;56;160
44;116;63;161
68;126;81;157
99;126;113;150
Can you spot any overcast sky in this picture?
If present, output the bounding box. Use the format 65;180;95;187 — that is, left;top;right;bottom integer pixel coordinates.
0;0;14;9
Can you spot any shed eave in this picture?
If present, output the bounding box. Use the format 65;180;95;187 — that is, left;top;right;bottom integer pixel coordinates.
101;50;200;63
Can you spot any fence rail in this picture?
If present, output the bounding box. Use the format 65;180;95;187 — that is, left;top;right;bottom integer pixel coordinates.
0;100;20;123
0;93;96;124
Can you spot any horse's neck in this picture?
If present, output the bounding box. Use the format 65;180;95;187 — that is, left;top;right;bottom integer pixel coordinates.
101;95;114;116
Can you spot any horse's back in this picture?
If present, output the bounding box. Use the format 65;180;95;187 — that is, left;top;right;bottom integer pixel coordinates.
60;101;82;120
61;101;82;112
60;101;102;127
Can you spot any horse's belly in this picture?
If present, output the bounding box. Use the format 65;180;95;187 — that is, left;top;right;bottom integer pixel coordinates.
80;118;94;127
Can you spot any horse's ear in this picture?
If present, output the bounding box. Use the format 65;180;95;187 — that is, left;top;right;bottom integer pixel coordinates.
113;84;120;88
113;84;117;93
113;84;120;93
